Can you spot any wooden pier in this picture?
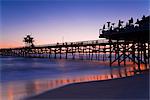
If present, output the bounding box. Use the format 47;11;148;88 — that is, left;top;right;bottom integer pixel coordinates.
0;15;149;71
0;39;119;60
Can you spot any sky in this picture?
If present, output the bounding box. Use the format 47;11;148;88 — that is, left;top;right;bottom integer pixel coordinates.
1;0;149;48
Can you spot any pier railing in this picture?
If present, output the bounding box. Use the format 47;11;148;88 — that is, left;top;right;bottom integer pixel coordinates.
34;39;110;47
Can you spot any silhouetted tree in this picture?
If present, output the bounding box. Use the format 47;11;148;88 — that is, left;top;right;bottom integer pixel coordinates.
23;35;34;47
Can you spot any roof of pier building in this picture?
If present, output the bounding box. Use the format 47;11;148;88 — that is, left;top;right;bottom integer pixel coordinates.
99;15;149;41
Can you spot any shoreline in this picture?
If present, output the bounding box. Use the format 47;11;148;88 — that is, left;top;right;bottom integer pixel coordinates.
28;70;149;100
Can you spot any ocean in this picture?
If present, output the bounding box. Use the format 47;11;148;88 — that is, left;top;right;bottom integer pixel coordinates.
0;56;143;100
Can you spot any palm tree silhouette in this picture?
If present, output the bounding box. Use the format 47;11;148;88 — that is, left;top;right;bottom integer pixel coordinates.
23;35;34;47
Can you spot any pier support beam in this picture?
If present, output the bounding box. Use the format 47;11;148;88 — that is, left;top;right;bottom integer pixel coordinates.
137;41;141;72
54;48;57;59
66;47;68;59
109;39;112;67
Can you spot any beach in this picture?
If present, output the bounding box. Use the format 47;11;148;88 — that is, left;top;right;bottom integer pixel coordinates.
29;70;149;100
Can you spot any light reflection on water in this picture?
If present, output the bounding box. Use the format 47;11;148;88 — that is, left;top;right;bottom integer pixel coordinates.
1;63;148;100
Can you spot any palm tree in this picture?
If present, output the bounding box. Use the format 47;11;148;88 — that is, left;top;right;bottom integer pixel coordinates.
23;35;34;47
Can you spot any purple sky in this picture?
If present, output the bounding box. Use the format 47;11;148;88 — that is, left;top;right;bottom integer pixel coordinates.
1;0;149;48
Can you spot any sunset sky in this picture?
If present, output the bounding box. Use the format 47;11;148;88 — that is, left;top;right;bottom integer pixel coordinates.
1;0;149;48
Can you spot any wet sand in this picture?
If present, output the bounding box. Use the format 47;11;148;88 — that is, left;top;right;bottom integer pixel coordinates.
28;70;149;100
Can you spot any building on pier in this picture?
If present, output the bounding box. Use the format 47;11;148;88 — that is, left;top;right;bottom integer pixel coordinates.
99;15;149;41
99;15;150;71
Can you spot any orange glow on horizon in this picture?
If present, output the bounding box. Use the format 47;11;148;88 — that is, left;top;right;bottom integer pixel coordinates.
0;43;23;48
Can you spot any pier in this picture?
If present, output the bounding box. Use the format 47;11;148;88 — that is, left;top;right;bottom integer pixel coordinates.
0;16;149;71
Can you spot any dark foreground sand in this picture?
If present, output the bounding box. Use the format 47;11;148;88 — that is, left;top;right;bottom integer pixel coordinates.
28;71;149;100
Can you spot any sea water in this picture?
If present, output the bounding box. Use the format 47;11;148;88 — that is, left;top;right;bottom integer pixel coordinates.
0;56;141;100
